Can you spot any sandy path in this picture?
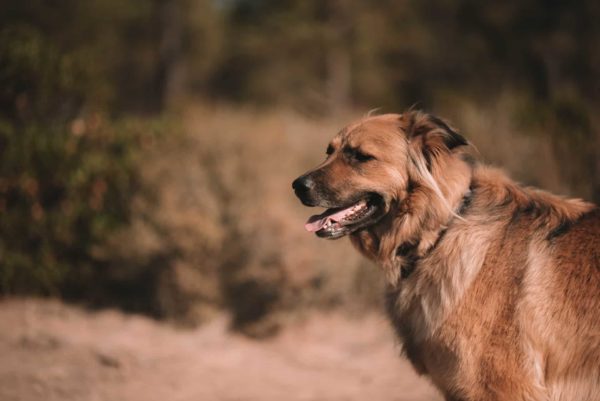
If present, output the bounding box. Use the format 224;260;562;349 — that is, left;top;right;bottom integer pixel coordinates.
0;299;441;401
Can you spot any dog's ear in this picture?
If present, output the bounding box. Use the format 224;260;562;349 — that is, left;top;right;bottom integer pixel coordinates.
404;111;467;151
424;114;468;150
403;111;467;168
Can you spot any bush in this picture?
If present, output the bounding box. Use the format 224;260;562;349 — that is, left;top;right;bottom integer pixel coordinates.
0;24;162;295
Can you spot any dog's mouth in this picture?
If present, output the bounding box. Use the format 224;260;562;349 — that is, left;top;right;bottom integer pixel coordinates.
304;193;385;239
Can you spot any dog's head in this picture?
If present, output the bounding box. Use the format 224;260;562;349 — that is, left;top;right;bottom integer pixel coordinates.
292;111;468;240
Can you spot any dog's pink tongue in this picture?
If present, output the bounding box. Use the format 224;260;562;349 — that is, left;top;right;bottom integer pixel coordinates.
304;214;330;232
304;205;355;232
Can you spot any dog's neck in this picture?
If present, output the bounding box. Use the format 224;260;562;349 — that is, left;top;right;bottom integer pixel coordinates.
350;157;474;284
396;188;473;280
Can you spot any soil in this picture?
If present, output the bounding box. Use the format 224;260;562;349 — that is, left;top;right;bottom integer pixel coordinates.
0;299;442;401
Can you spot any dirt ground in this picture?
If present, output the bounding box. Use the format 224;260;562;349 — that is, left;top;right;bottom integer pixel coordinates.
0;299;442;401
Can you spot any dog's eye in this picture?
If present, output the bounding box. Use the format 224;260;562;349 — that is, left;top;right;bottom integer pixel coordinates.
346;148;375;163
326;144;335;155
355;150;375;162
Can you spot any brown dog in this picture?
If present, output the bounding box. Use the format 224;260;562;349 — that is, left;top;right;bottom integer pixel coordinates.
292;111;600;401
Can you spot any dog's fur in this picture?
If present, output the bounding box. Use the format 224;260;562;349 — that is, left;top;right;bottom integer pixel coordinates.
293;111;600;401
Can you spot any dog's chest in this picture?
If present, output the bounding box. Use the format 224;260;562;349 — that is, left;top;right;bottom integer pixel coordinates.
385;231;533;400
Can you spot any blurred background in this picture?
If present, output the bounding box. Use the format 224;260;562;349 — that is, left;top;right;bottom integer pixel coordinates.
0;1;599;400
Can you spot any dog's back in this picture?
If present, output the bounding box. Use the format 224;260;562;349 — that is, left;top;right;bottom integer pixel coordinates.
523;207;600;401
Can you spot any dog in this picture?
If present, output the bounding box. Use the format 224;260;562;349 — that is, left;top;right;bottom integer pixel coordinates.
292;111;600;401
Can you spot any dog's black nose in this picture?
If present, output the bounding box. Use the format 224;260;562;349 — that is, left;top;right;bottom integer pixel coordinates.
292;175;319;206
292;175;315;194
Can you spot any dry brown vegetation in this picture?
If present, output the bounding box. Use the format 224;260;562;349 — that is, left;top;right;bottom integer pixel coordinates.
101;104;384;335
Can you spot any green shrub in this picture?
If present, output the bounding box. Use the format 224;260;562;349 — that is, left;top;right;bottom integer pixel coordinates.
0;24;161;295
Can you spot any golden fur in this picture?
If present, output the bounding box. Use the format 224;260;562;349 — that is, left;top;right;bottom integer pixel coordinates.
293;111;600;401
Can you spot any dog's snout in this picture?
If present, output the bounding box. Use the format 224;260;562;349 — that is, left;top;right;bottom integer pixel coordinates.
292;175;315;194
